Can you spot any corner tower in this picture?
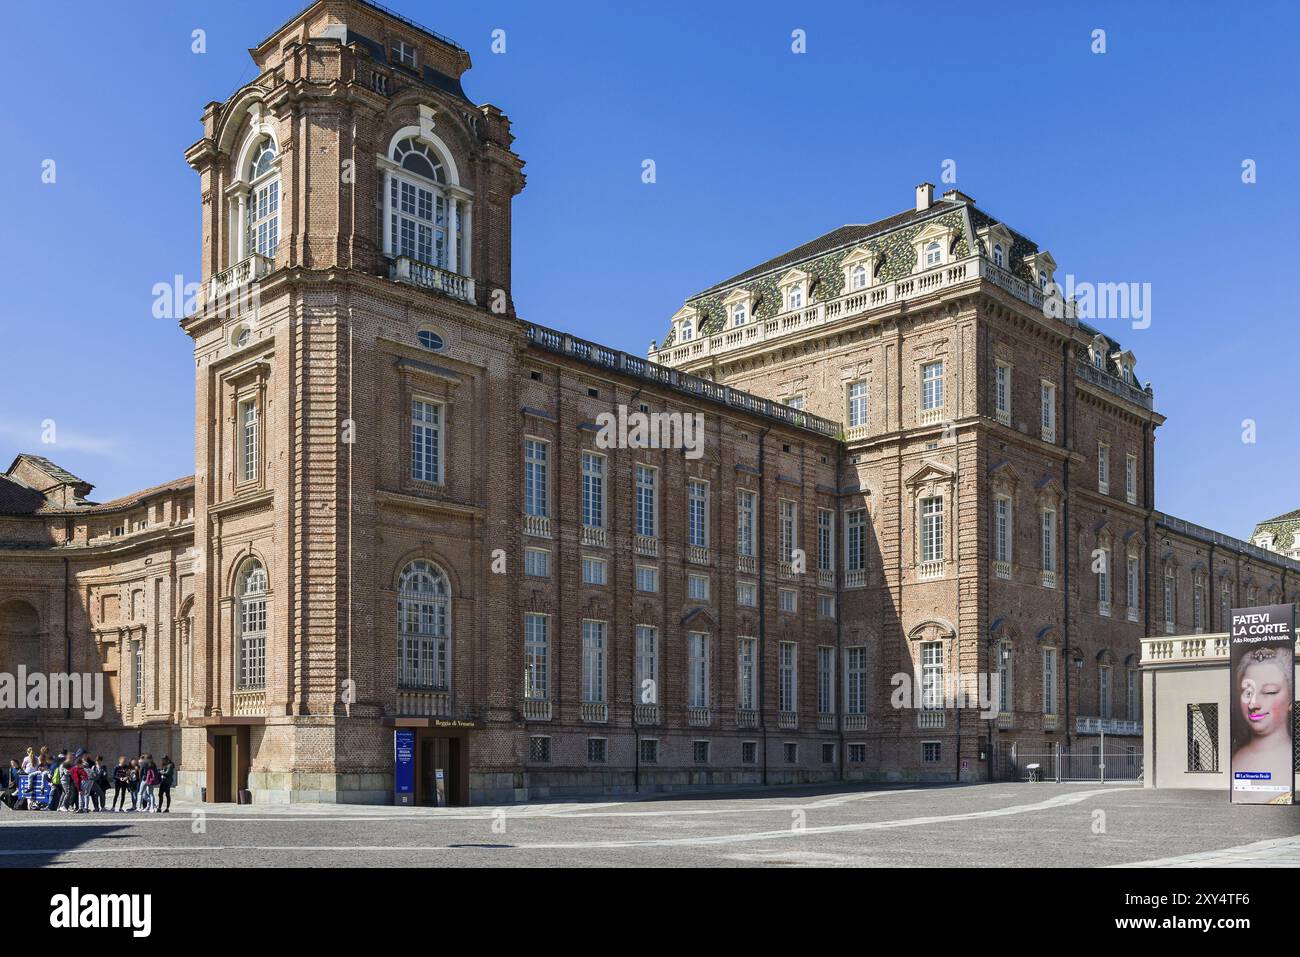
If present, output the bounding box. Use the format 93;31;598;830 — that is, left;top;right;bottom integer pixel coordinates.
180;0;525;803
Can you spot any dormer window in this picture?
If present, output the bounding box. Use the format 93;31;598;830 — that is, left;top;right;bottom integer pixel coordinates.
841;247;880;293
787;285;803;310
911;223;956;274
731;303;747;326
992;243;1005;268
391;40;417;69
925;242;942;267
1092;350;1104;369
851;264;868;290
1039;270;1048;291
777;269;810;312
680;319;694;342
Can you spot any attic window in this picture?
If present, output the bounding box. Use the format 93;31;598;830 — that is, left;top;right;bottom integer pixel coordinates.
679;319;694;342
587;387;599;398
232;325;251;348
1092;351;1104;370
731;303;747;326
786;285;803;311
530;370;543;382
417;329;445;351
992;243;1004;268
925;242;942;267
851;265;868;290
391;40;417;69
1039;270;1048;291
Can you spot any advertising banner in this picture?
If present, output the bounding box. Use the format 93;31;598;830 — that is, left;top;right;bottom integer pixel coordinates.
394;729;415;804
1229;604;1295;804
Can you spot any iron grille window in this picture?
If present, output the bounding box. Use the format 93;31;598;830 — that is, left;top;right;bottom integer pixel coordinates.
848;743;866;763
639;739;658;764
587;738;606;764
692;740;710;764
741;741;757;764
528;736;551;763
1186;704;1219;772
783;742;798;764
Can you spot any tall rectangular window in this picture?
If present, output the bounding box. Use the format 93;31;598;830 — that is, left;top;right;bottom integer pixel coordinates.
581;620;606;704
1125;453;1138;503
1040;381;1056;439
921;361;944;411
239;398;258;483
817;646;835;714
635;565;659;593
1043;647;1058;715
524;613;549;700
994;496;1012;564
688;632;710;709
847;381;869;428
635;625;658;705
411;399;442;484
1041;509;1056;573
920;642;944;709
779;500;798;564
920;497;944;564
779;642;797;713
1127;555;1140;610
581;452;605;529
1128;670;1139;722
1193;581;1204;632
635;465;657;537
1099;665;1112;718
1098;443;1110;493
688;479;709;548
736;489;756;557
133;639;144;705
994;361;1010;420
524;439;549;517
818;509;835;572
845;509;867;572
251;177;280;257
737;637;756;710
1098;547;1112;610
997;643;1012;715
845;647;866;715
1164;573;1176;627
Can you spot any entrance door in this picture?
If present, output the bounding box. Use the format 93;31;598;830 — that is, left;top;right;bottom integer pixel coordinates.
212;734;233;803
419;736;450;806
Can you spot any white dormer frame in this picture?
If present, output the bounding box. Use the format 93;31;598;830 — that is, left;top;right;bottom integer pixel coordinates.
978;223;1015;270
778;269;810;313
671;305;699;343
912;222;957;274
1114;349;1137;384
1088;334;1111;372
1026;250;1057;291
721;288;755;327
841;247;881;292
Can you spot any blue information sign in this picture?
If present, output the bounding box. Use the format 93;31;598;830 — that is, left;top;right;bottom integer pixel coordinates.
394;730;415;796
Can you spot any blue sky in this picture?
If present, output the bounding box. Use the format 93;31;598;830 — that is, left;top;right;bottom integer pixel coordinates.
1;0;1296;537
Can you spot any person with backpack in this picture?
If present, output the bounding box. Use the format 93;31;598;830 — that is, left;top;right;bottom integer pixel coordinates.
140;756;158;812
112;757;130;811
48;760;65;812
60;760;78;811
127;758;141;811
157;756;175;812
90;756;109;812
70;758;91;813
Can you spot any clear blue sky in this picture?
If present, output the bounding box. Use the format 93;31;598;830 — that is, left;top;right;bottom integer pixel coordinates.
1;0;1296;537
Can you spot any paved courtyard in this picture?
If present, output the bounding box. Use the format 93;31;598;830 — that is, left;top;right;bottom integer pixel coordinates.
1;782;1297;867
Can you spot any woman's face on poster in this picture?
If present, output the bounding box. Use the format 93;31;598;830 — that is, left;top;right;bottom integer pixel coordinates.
1239;659;1292;738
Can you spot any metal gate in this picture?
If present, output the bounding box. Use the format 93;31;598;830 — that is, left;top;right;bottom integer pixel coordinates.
997;741;1143;782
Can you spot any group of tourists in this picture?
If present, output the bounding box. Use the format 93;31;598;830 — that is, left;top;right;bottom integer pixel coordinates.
0;747;176;812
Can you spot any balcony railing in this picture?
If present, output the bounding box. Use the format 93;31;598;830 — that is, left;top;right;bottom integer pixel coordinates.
1041;424;1056;444
650;255;1070;371
523;513;551;538
396;689;450;716
1099;600;1112;618
778;561;798;580
994;560;1011;580
1075;361;1153;411
581;701;608;724
687;545;711;565
1076;716;1142;736
818;569;835;589
525;322;842;439
917;560;944;581
1141;632;1230;664
846;424;871;441
995;408;1011;426
687;706;713;727
633;534;659;557
735;708;758;728
522;698;551;721
208;254;273;305
1041;570;1057;589
777;711;798;729
843;713;867;732
844;569;866;589
919;407;945;427
996;713;1015;730
580;525;607;547
737;554;756;575
634;703;661;726
817;712;835;731
1042;713;1059;731
917;710;945;729
389;256;476;304
1126;605;1139;623
233;689;265;716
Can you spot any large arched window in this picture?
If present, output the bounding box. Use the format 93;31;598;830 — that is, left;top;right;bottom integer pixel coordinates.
236;560;268;690
382;130;471;279
399;560;451;690
246;138;279;258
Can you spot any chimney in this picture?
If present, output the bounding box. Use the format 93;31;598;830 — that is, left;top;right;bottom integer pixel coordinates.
915;182;934;212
